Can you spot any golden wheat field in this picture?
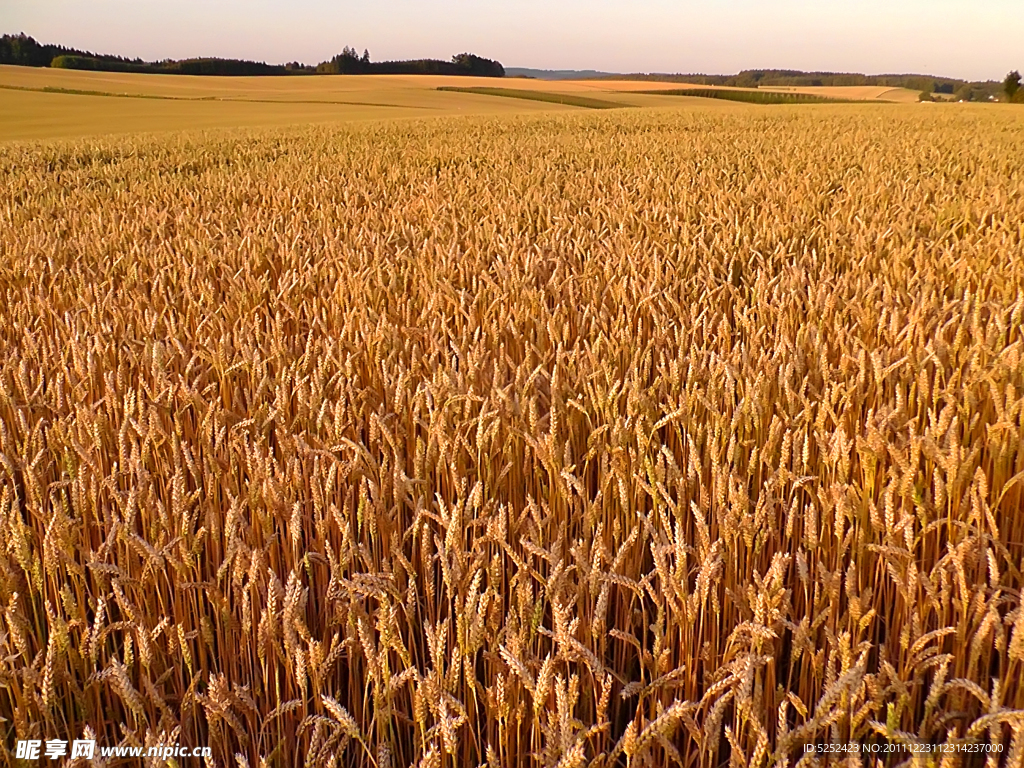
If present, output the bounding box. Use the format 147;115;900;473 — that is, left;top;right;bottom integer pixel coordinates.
2;103;1024;767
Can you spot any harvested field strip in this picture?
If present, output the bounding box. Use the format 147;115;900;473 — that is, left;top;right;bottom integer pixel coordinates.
634;87;850;104
0;83;420;109
0;83;212;100
437;85;626;109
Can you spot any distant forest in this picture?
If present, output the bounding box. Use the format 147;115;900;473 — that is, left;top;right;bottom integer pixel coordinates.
0;34;504;78
601;70;1001;101
315;47;503;76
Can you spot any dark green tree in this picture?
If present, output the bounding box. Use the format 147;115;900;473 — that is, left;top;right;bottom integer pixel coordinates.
317;46;369;74
451;53;505;77
1005;71;1021;100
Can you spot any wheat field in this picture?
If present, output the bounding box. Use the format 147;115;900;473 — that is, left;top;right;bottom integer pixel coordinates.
2;104;1024;766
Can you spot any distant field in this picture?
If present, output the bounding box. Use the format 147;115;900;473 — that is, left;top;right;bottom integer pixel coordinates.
629;88;847;104
0;67;597;140
0;88;453;141
437;86;628;109
581;80;920;102
761;84;921;103
0;66;696;100
0;66;925;141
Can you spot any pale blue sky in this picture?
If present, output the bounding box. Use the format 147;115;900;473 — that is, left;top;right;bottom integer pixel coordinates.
5;1;1020;81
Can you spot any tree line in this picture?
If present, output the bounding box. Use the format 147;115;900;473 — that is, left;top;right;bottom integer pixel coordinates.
315;48;503;76
0;34;504;78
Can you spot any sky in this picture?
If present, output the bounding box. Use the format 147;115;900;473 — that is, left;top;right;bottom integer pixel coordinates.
5;1;1020;81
